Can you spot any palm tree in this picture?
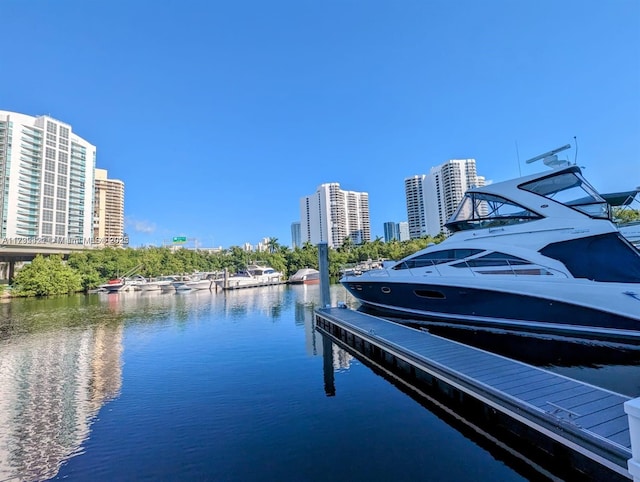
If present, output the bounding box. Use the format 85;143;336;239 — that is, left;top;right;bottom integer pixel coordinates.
340;236;354;252
267;237;280;254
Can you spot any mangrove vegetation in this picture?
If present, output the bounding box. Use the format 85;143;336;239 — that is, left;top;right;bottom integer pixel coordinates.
9;235;445;296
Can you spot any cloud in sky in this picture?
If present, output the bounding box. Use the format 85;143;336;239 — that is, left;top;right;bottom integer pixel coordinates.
125;217;156;234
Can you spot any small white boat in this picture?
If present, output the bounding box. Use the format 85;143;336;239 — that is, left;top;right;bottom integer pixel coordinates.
215;264;284;290
339;260;385;277
140;276;178;292
288;268;320;285
171;276;192;291
100;275;147;293
185;278;212;290
99;278;127;293
171;273;216;291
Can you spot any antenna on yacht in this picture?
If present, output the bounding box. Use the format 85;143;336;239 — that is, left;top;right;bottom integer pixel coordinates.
573;136;578;165
515;140;522;176
524;144;572;168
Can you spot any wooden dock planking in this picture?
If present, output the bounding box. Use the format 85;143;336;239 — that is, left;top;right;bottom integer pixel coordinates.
315;306;633;479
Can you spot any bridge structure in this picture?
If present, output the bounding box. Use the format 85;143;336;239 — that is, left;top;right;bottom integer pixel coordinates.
0;242;101;281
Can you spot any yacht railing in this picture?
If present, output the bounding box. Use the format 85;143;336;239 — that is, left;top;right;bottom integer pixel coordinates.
345;258;569;278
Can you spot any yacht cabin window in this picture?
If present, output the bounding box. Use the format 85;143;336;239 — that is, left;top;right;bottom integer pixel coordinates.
451;252;530;268
446;193;541;232
520;170;610;219
393;249;484;270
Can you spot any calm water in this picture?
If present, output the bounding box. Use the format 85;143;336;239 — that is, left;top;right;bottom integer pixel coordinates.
0;285;638;481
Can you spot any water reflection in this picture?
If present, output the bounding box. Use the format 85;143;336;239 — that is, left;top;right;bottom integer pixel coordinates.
0;291;228;481
0;287;327;481
6;285;628;482
292;284;319;357
219;285;290;320
290;284;354;369
0;320;123;481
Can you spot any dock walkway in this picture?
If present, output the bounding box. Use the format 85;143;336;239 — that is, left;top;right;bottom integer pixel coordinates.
315;307;632;480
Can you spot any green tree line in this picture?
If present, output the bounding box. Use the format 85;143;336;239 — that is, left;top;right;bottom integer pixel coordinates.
11;235;445;296
612;207;640;224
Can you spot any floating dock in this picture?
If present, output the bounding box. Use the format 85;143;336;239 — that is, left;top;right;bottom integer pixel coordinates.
315;306;633;481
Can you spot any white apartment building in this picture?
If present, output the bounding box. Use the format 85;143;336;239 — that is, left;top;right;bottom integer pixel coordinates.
404;175;428;239
0;111;96;241
300;183;370;248
405;159;484;238
398;221;410;241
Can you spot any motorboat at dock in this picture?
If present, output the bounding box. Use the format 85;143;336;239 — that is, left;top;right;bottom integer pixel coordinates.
139;276;178;292
172;273;217;291
341;145;640;343
288;268;320;285
215;264;284;290
99;275;146;293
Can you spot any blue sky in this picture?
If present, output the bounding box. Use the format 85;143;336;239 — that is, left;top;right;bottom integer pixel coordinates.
2;1;639;248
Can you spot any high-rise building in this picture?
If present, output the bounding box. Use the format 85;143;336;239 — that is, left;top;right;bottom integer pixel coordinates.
404;175;428;239
93;168;124;245
426;159;484;236
0;111;96;241
291;221;301;248
398;222;410;241
300;183;370;248
383;221;399;242
405;159;484;238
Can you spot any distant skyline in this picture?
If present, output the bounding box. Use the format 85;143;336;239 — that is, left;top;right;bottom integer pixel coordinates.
2;1;638;248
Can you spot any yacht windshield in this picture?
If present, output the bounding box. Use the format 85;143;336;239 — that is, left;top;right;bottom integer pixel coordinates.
446;193;541;232
520;170;610;219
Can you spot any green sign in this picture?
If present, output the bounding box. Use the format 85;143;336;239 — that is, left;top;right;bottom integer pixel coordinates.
173;236;187;243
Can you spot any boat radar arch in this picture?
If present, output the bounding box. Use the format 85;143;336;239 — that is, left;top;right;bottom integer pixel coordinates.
524;144;572;169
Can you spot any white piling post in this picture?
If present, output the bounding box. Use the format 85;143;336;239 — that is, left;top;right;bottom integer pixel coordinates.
625;397;640;481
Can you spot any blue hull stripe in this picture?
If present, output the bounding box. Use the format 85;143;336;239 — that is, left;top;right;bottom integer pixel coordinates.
342;281;639;332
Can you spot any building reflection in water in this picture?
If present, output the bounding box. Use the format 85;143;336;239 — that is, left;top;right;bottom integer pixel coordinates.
220;285;290;320
0;323;123;481
291;284;354;370
289;284;354;399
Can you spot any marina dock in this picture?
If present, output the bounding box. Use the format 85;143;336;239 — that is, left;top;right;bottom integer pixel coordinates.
315;306;634;480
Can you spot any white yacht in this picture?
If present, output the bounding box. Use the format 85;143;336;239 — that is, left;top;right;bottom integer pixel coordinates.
140;276;178;291
185;273;216;290
215;264;284;290
100;275;147;293
341;145;640;342
288;268;320;285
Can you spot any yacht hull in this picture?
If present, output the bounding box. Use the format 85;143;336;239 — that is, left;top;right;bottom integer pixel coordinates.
288;268;320;285
187;280;212;290
342;277;640;342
